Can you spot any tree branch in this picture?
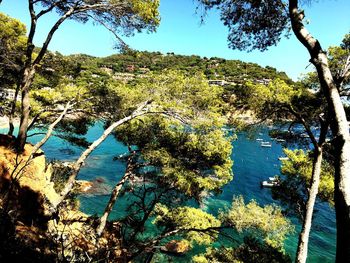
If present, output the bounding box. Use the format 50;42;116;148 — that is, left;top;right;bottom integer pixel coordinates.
36;0;63;18
87;14;128;50
33;4;78;66
11;100;73;180
96;150;136;237
50;100;153;212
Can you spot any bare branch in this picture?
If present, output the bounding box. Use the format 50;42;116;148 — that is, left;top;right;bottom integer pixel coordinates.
286;105;319;148
11;100;73;181
96;150;136;237
50;100;153;212
33;6;77;66
87;14;128;50
36;0;62;18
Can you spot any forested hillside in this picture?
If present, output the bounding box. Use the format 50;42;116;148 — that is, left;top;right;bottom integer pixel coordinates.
22;49;293;91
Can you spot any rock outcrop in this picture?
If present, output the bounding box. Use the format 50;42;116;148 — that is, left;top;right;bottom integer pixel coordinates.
0;134;59;225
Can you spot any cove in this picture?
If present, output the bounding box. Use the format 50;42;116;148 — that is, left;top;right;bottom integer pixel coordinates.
0;124;336;262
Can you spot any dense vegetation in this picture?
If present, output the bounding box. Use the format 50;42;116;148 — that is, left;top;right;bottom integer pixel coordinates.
0;9;297;263
0;0;349;262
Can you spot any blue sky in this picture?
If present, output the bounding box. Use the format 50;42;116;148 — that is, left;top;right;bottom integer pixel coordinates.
1;0;349;80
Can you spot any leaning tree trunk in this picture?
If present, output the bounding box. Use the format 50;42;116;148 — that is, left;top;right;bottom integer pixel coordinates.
16;66;36;152
291;114;328;263
13;1;74;152
49;101;150;213
333;135;350;262
96;156;134;237
289;1;350;261
296;147;322;263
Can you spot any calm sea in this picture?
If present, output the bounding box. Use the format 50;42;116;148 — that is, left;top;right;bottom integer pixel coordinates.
1;124;336;262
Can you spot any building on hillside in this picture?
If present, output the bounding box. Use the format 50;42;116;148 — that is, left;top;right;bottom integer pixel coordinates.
138;67;150;74
208;80;226;86
0;88;20;101
255;78;271;85
126;64;135;72
113;73;135;81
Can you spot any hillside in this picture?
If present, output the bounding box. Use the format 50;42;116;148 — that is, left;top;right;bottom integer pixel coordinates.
31;50;293;91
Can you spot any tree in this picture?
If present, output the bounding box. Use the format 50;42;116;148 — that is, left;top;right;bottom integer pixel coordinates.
238;77;330;262
58;70;233;261
198;1;350;261
0;13;27;134
191;196;293;263
0;67;234;261
277;149;334;210
7;0;160;152
0;12;26;87
92;70;233;236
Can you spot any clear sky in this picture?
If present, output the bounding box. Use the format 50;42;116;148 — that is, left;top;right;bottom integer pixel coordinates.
1;0;349;80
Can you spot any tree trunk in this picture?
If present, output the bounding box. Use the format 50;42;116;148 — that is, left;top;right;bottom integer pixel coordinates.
96;156;134;237
49;101;150;212
290;114;328;263
289;1;350;261
13;2;74;152
7;83;20;136
29;101;71;157
333;138;350;262
311;41;350;263
16;66;36;152
296;147;322;263
10;101;72;181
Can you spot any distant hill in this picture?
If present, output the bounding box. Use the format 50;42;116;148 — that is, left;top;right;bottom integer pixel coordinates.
34;50;292;87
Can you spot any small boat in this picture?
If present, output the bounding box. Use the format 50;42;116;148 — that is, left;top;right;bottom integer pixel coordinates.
222;127;235;132
278;157;289;161
261;180;279;187
256;138;263;141
276;138;286;142
261;142;272;147
261;177;280;188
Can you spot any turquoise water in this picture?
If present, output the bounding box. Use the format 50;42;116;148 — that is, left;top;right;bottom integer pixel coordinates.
1;124;336;262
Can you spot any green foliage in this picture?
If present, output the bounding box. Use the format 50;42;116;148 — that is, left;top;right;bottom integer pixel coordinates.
130;0;160;26
37;0;160;36
193;236;291;263
198;0;289;51
0;12;26;87
280;149;334;205
191;196;293;263
153;205;220;245
299;32;350;94
245;78;302;111
221;196;294;250
327;32;350;88
236;77;325;137
115;71;233;197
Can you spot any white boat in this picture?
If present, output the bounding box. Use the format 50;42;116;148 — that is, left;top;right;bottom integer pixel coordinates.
261;180;278;187
278;157;289;161
261;177;280;188
261;142;272;147
222;127;235;132
276;138;286;142
256;138;263;141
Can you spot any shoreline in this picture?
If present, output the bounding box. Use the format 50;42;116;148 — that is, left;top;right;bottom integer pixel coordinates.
0;116;20;130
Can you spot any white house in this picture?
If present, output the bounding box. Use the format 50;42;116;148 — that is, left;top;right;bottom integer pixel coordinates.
0;88;20;101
